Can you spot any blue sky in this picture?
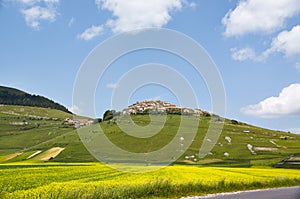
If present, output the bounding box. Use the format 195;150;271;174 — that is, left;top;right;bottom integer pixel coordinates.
1;0;300;133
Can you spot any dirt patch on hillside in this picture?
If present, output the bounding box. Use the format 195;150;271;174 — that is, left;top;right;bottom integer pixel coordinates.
254;147;278;151
26;150;42;159
198;159;224;164
2;152;23;161
37;147;65;161
288;157;300;161
182;160;197;164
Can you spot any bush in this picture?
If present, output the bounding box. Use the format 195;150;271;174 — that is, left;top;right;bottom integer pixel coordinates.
103;110;114;121
231;120;239;125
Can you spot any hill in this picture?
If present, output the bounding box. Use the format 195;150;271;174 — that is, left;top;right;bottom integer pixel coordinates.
0;86;71;113
95;114;300;168
0;105;96;163
0;102;299;168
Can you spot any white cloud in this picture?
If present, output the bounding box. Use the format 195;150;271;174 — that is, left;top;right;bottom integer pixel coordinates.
21;6;57;29
19;0;60;30
189;2;197;9
241;84;300;118
19;0;59;5
77;25;104;41
232;25;300;62
19;0;40;5
231;47;256;61
95;0;184;33
222;0;300;37
68;17;74;27
263;25;300;58
43;0;59;3
106;82;118;89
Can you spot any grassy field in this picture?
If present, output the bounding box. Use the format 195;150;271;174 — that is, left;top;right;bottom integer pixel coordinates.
0;105;97;162
95;114;300;167
1;105;300;167
1;163;300;199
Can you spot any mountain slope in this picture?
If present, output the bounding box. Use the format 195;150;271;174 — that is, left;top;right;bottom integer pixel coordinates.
96;114;300;167
0;86;71;113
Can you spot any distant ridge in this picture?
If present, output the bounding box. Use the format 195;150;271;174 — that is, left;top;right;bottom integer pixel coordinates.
0;86;71;114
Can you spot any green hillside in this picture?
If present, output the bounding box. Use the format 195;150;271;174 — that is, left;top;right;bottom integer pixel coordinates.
0;105;96;163
0;86;71;113
94;114;300;167
0;105;300;167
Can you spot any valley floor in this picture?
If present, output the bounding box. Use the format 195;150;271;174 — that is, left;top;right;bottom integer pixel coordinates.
1;163;300;199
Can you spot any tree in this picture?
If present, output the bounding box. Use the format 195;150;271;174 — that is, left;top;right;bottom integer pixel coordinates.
103;110;114;121
0;86;71;113
231;119;239;125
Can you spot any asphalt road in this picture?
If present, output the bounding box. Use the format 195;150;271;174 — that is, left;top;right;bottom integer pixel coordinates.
182;186;300;199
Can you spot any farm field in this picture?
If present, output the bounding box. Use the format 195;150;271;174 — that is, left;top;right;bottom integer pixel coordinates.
1;163;300;199
1;105;300;198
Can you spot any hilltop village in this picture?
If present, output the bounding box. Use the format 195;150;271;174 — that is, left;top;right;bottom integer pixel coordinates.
66;100;211;128
121;100;210;116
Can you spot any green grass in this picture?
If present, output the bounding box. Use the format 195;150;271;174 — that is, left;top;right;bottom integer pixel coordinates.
1;105;300;167
0;105;96;162
0;163;300;198
97;115;300;167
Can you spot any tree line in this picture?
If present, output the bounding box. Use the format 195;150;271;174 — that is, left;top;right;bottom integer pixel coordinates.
0;86;71;113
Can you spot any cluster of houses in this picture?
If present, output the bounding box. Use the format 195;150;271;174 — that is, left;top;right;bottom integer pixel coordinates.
9;118;94;129
65;118;94;128
121;100;210;116
122;100;176;114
